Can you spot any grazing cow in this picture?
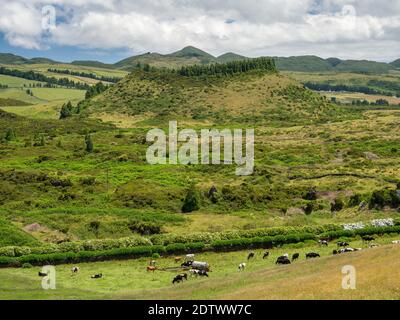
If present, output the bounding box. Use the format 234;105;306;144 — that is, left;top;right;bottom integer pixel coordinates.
198;270;209;277
362;235;375;242
71;266;79;274
370;244;379;248
247;252;255;260
181;261;193;268
292;253;300;262
337;242;349;247
319;240;329;246
149;260;156;267
238;263;246;271
38;271;48;277
263;251;269;259
392;240;400;244
172;273;187;284
91;274;103;279
174;256;182;263
185;254;195;261
189;269;199;277
276;256;291;265
336;248;357;254
147;266;157;272
306;252;320;259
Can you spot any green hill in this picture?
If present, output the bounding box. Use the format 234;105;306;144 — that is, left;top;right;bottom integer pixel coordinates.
0;53;28;65
217;52;248;63
0;48;395;74
168;46;215;60
29;57;60;64
71;60;115;69
390;58;400;68
85;58;348;127
334;60;392;74
275;56;334;72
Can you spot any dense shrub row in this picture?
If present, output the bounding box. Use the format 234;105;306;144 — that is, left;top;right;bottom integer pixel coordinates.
211;233;316;251
150;224;341;246
0;242;206;267
320;226;400;240
0;236;151;257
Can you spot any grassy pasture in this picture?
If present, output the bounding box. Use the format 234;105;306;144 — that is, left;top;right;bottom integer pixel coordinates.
0;237;399;300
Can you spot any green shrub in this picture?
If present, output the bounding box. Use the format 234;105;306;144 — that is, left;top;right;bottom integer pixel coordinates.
22;263;33;268
182;187;200;213
128;220;162;235
331;199;344;212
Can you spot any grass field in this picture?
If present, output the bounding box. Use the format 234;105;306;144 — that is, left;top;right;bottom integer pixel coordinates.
1;60;400;300
0;237;399;300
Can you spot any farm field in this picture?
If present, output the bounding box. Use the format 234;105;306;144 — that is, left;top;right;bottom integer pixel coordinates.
318;91;400;106
0;238;399;300
0;52;400;301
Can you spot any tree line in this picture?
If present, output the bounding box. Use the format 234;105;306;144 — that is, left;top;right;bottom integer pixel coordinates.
304;81;400;98
48;68;122;83
177;57;276;77
0;67;90;90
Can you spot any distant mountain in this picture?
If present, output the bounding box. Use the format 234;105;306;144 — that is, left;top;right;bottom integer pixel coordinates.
217;52;248;63
168;46;216;61
114;47;217;71
71;60;115;69
390;59;400;68
333;60;392;74
326;57;342;67
275;56;333;72
0;53;28;64
0;47;397;74
29;57;60;64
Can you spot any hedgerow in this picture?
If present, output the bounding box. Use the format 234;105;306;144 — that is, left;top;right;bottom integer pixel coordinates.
0;243;205;267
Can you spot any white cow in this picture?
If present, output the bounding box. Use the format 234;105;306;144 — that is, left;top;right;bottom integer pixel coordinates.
185;254;195;261
238;263;246;271
71;266;80;274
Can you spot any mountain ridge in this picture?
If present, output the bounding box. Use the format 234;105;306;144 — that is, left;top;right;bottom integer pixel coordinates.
0;47;398;73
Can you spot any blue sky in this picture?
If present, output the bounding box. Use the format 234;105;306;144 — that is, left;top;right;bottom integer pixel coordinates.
0;36;130;63
0;0;399;63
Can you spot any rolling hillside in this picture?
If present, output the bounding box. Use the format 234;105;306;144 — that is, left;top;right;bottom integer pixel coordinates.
85;59;349;127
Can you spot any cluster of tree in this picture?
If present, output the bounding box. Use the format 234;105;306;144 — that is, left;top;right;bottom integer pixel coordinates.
0;67;90;90
177;57;276;77
85;82;109;99
4;128;16;141
368;80;400;94
48;68;122;83
331;97;392;106
23;83;56;88
59;101;76;119
304;82;399;97
0;84;8;89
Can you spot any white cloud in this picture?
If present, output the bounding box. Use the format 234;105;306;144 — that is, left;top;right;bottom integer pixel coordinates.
0;0;399;60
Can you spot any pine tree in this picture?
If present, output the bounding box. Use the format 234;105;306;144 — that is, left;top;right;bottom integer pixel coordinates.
5;128;16;141
182;186;200;213
59;101;73;119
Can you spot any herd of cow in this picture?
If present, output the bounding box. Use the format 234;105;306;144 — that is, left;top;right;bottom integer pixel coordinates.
35;236;400;285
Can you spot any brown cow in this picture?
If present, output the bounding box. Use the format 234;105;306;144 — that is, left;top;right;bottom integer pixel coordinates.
174;256;182;263
147;266;157;272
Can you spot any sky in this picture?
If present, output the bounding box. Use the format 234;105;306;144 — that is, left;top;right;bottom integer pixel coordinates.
0;0;399;63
